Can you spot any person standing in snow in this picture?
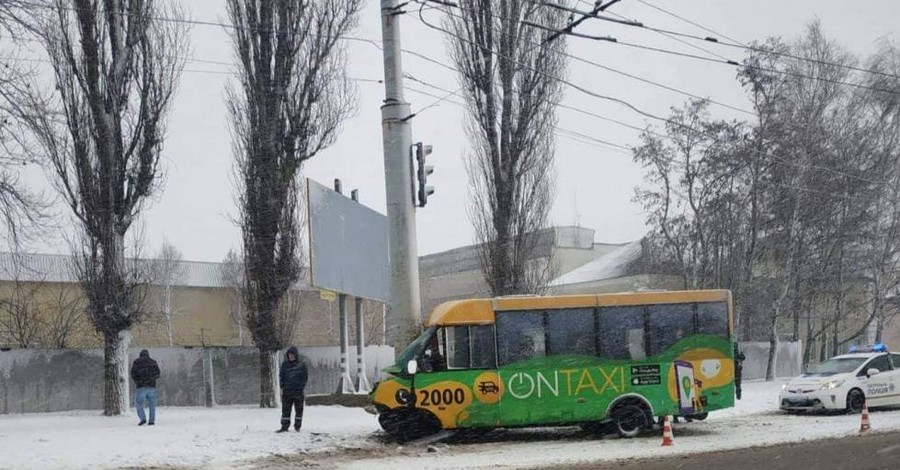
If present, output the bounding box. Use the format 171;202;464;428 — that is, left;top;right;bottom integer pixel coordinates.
131;349;161;426
277;346;308;433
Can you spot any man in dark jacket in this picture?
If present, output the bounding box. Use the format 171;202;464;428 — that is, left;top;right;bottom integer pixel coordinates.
131;349;161;426
277;346;308;433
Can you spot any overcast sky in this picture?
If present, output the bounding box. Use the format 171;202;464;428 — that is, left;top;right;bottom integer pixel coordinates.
6;0;900;262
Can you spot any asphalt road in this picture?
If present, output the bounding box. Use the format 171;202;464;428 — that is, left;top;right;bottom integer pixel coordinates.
552;430;900;470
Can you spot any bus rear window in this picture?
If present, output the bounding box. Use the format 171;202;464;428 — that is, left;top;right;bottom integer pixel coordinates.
697;302;729;337
647;303;695;355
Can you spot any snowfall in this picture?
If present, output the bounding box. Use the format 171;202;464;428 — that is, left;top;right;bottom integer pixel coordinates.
3;381;900;470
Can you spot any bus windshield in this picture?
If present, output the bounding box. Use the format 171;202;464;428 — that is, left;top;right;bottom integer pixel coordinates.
805;357;866;376
395;326;436;372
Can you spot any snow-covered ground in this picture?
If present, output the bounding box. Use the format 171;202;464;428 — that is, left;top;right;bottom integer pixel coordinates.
0;403;381;470
2;380;900;470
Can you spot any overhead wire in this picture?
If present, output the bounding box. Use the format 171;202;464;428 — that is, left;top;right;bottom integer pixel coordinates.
1;0;758;117
404;74;634;154
575;0;732;62
4;0;892;189
570;0;900;81
414;0;891;187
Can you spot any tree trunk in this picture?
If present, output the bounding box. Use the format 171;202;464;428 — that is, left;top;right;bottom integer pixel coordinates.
102;330;131;415
116;329;131;413
819;337;827;362
831;316;840;357
875;304;885;343
271;350;281;408
803;312;815;370
259;348;277;408
102;333;119;415
765;307;778;381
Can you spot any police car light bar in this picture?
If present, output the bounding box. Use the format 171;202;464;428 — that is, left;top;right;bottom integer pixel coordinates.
848;343;889;353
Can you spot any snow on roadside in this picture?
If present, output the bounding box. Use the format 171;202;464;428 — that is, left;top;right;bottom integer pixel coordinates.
0;405;380;470
336;380;900;470
3;379;897;470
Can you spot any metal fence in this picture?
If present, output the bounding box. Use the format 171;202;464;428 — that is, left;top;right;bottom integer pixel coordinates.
739;341;803;381
0;345;394;414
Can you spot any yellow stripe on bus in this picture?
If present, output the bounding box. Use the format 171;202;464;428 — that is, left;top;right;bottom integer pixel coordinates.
425;290;732;328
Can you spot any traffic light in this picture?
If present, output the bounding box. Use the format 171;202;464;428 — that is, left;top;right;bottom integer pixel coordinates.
414;142;434;207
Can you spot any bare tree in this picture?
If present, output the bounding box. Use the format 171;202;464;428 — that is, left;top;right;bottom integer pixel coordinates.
446;0;567;295
1;0;186;414
0;1;48;249
152;240;185;346
40;283;88;348
0;278;43;347
0;0;32;33
226;0;361;407
275;288;303;347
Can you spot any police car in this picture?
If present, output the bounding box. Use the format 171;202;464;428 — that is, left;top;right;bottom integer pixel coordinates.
779;344;900;413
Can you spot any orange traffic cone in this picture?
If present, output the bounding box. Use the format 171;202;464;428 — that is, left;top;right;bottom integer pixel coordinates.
859;400;871;434
661;415;674;446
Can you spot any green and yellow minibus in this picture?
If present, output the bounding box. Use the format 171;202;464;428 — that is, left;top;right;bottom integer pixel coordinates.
370;290;736;440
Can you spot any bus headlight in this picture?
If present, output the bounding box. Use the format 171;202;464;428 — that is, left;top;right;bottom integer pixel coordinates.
820;379;844;390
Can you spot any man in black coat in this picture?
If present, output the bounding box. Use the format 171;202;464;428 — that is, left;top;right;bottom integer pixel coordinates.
131;349;161;426
277;346;308;433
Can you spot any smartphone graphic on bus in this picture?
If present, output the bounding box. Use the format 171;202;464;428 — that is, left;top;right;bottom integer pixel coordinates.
674;360;696;416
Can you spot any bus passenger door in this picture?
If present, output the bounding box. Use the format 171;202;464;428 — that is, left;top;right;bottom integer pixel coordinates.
413;326;501;430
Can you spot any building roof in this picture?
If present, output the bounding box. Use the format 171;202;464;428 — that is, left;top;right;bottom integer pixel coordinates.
0;252;311;290
549;239;643;286
419;226;593;278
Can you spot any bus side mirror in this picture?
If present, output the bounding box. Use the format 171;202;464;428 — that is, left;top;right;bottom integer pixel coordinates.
407;359;418;375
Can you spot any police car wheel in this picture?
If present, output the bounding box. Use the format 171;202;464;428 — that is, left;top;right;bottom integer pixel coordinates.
846;388;865;414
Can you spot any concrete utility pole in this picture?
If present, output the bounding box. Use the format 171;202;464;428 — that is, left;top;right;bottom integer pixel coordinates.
380;0;421;347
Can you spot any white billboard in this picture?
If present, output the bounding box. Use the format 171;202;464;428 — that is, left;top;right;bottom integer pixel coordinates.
306;178;390;302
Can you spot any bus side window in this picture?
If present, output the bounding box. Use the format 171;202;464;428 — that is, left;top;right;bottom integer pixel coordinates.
445;326;470;369
497;311;545;365
598;306;645;360
547;308;595;356
697;302;729;338
470;325;497;369
647;303;694;355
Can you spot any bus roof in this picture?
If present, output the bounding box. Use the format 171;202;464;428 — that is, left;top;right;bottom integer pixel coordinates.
425;290;732;326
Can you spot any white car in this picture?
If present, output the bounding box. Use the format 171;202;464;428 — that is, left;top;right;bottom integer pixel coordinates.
779;345;900;413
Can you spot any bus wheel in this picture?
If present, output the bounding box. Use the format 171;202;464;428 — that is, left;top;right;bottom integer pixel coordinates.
378;408;413;437
688;412;708;421
610;403;650;438
379;409;440;441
